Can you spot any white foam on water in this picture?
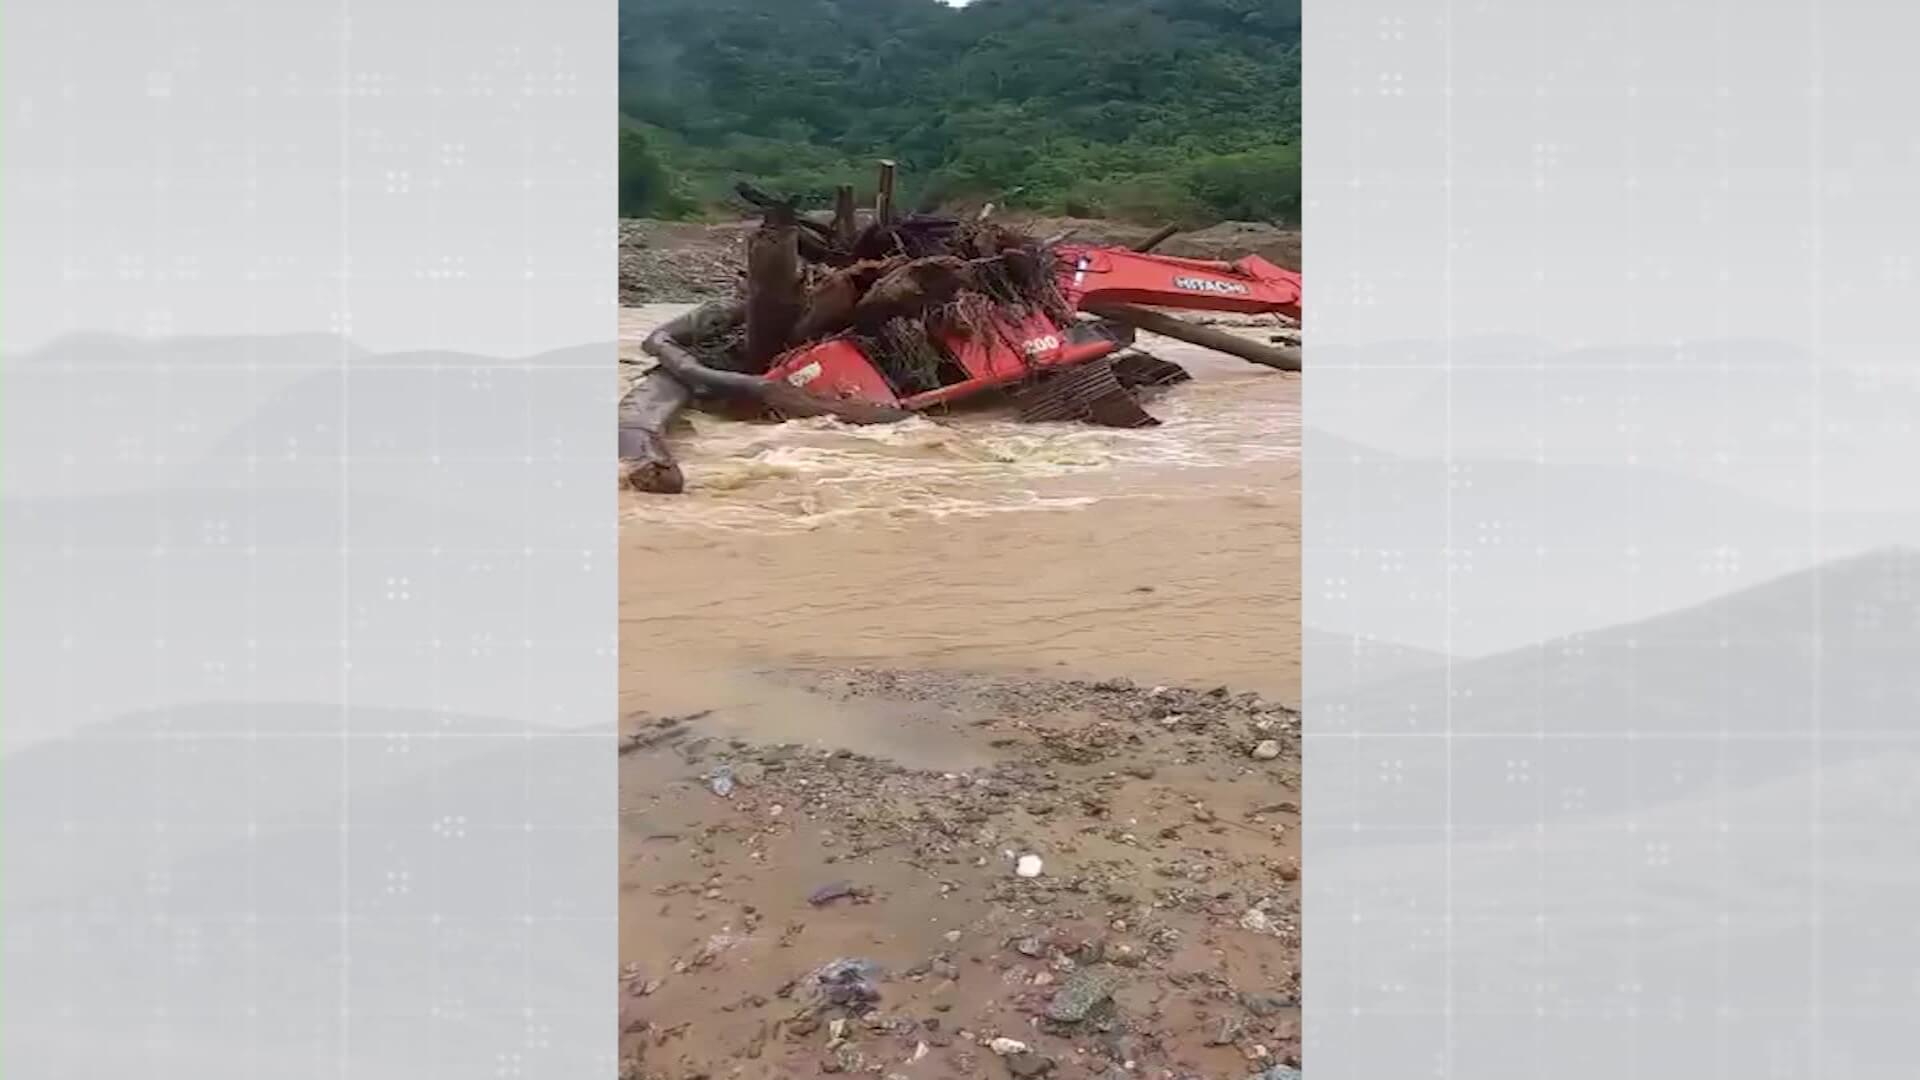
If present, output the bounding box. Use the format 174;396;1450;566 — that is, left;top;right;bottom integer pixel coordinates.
621;305;1300;531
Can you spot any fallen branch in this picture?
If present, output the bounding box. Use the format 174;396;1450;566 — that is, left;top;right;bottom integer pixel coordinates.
1131;224;1181;253
1086;303;1301;371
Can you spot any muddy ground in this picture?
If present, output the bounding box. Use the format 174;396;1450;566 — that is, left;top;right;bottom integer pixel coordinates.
618;669;1301;1080
619;217;1303;306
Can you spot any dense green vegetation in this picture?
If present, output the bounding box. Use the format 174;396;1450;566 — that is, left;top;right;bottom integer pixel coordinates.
618;0;1300;226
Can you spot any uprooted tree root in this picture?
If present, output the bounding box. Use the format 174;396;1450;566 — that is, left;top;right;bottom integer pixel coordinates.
851;256;973;333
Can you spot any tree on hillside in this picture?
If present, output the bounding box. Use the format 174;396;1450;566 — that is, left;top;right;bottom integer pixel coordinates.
617;0;1301;225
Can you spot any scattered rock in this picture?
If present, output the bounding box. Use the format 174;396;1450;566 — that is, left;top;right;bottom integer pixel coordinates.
1046;966;1121;1022
618;669;1303;1078
825;1042;864;1073
1210;1015;1247;1045
618;219;747;305
1251;740;1282;760
812;958;884;1011
1015;854;1044;879
988;1037;1031;1056
1005;1051;1056;1077
808;880;864;907
708;765;736;797
1240;991;1296;1017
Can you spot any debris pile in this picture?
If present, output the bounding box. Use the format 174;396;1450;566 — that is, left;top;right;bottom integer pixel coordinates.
618;186;1105;495
701;181;1079;388
617;162;1303;496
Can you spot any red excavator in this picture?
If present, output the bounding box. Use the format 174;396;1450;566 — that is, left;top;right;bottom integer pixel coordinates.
621;214;1301;492
759;241;1301;424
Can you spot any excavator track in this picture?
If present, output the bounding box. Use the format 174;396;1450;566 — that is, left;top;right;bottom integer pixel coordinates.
1013;357;1159;428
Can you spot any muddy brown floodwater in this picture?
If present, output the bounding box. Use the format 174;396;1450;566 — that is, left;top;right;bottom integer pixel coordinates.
618;304;1304;1080
619;305;1301;727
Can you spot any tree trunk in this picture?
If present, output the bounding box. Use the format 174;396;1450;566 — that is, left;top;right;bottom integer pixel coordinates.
1086;303;1302;372
617;369;694;494
642;300;913;426
647;335;912;424
833;185;858;246
743;208;805;368
875;160;897;225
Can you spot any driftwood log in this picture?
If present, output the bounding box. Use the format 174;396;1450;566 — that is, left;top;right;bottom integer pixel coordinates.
643;300;911;417
620;295;916;494
619;299;751;495
618;369;695;494
743;205;806;366
793;258;898;342
645;334;911;425
1132;223;1181;253
832;185;858;247
1087;303;1302;372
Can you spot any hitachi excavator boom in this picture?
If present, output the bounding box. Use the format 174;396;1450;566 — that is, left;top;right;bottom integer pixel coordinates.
759;240;1301;416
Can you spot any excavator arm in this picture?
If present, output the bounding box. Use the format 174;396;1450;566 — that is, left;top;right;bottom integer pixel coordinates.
1053;244;1302;321
758;238;1303;416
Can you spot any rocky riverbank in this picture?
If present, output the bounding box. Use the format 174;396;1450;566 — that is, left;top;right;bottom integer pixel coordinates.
618;669;1302;1080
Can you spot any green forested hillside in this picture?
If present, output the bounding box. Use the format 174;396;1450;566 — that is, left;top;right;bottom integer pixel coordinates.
618;0;1300;226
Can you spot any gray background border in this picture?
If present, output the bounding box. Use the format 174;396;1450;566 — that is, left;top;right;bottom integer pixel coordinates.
1305;1;1920;1077
2;0;616;1075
